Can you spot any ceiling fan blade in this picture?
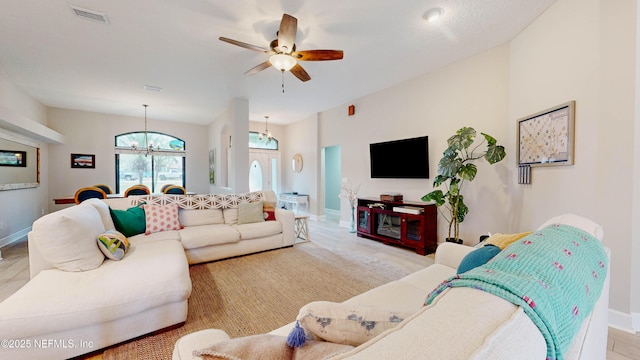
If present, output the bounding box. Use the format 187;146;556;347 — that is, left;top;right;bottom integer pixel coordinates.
219;37;269;53
292;50;344;61
278;14;297;54
290;63;311;82
245;61;272;76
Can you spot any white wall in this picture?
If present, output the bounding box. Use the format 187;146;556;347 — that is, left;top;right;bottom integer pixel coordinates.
284;114;320;215
47;107;210;209
508;0;638;330
316;44;511;243
0;74;49;246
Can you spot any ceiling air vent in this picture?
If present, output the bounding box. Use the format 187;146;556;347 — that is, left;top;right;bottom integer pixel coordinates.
69;4;110;24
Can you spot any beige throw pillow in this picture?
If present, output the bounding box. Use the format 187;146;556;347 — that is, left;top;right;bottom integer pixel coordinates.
294;301;414;347
237;201;265;225
193;334;353;359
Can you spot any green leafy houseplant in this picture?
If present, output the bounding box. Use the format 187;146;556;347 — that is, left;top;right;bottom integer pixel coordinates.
422;127;506;242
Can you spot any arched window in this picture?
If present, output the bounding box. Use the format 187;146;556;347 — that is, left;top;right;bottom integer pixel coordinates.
114;132;186;193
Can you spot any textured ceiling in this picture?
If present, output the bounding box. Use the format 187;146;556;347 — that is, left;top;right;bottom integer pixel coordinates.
0;0;556;125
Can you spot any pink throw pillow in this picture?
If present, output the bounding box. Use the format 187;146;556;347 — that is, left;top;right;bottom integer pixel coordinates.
143;203;183;234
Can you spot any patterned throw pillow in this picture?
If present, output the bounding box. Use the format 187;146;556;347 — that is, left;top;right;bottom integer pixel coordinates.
142;203;183;234
97;230;130;261
193;334;354;359
289;301;414;347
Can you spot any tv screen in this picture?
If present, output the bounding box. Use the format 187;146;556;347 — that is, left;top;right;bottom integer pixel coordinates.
370;136;429;179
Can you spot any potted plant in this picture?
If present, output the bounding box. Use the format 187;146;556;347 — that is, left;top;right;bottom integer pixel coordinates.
421;127;506;243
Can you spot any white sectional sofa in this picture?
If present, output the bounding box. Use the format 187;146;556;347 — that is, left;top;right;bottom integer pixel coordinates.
0;190;295;360
173;214;611;360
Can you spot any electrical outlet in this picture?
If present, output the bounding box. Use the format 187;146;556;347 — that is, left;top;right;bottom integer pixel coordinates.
0;221;4;230
41;208;45;215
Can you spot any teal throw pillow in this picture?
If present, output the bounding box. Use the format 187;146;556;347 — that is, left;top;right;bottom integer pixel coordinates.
109;205;146;237
457;244;501;274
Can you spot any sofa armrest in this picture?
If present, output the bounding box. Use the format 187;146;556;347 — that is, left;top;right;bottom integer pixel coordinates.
275;208;296;246
434;242;476;269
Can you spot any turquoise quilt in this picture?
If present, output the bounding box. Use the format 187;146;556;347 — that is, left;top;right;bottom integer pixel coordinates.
425;224;608;360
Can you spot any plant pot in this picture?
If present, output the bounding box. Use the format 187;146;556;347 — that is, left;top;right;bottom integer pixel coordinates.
445;237;463;245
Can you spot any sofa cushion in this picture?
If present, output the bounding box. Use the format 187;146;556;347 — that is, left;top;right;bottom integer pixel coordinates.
0;240;191;340
193;334;354;359
143;203;183;234
31;203;105;272
179;224;241;249
457;244;502;274
330;288;545;360
537;213;604;240
237;201;265;225
223;208;238;224
233;221;283;240
97;230;130;260
129;230;181;245
179;209;224;227
110;205;146;237
83;198;116;230
292;301;413;347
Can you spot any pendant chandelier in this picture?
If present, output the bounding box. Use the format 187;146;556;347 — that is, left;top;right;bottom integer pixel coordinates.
131;104;160;156
258;116;273;145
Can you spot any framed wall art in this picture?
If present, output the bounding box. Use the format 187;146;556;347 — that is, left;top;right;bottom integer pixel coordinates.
517;101;575;167
0;150;27;167
71;153;95;168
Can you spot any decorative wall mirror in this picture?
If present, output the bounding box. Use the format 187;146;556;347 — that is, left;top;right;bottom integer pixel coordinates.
0;133;40;190
292;153;303;173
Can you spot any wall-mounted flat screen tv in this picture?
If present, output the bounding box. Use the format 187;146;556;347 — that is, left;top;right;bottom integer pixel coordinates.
370;136;429;179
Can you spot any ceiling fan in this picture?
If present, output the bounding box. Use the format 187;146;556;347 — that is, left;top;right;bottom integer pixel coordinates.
219;13;343;82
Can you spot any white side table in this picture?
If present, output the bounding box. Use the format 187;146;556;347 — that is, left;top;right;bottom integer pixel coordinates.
294;214;310;242
279;193;309;214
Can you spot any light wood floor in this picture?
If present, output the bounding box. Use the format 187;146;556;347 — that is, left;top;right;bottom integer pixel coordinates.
1;217;638;359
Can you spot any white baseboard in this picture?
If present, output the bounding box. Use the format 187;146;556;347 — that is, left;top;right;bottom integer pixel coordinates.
608;308;639;333
0;227;30;249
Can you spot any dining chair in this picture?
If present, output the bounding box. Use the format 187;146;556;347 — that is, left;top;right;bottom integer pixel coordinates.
124;184;151;197
74;187;107;204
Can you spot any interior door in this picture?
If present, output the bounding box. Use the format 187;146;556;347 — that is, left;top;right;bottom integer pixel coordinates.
249;150;280;194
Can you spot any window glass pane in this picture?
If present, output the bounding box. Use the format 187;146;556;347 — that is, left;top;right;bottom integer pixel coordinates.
154;155;184;190
116;132;184;151
117;154;152;192
249;131;278;150
115;132;185;193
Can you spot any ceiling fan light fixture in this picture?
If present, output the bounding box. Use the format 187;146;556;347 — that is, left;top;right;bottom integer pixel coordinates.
423;7;444;23
269;54;297;72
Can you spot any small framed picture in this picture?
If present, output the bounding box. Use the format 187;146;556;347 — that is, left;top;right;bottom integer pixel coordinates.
0;150;27;167
71;153;95;168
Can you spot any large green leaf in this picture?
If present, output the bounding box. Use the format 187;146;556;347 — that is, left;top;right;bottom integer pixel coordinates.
422;190;445;206
438;154;461;178
481;132;497;146
456;196;468;223
485;145;506;164
448;127;476;150
432;174;448;188
458;163;477;181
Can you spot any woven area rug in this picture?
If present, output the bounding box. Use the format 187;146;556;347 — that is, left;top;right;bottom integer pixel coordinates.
102;242;412;359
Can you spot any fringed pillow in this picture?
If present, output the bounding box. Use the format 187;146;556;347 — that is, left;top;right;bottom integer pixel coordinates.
193;334;353;359
286;301;414;348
